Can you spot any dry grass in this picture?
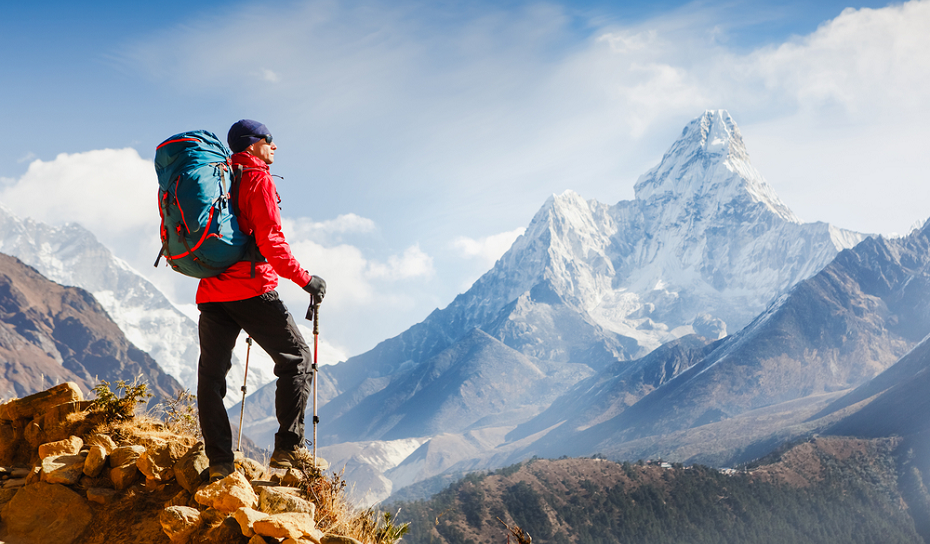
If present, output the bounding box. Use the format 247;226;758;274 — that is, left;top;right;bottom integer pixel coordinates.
289;448;410;544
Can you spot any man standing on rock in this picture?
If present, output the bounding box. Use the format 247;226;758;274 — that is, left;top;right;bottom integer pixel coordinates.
196;119;326;481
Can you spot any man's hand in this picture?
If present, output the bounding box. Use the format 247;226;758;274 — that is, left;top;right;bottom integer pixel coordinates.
303;276;326;300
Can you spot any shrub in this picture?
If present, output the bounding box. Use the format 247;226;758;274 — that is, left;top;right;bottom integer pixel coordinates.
90;379;152;422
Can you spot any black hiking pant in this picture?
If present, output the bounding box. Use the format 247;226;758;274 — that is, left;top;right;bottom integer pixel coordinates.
197;290;312;466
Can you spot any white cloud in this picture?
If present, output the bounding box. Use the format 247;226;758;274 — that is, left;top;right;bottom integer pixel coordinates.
367;245;434;280
283;214;377;241
16;152;36;164
454;227;525;267
0;149;155;235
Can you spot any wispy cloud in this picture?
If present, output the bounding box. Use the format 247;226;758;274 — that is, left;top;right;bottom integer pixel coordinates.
454;227;525;267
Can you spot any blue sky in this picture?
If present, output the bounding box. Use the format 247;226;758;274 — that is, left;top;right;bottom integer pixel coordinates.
1;0;927;360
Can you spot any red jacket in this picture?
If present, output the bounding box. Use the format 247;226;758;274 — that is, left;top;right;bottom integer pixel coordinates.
196;152;311;303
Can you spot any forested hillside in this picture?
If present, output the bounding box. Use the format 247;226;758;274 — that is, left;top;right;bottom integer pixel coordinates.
391;437;923;544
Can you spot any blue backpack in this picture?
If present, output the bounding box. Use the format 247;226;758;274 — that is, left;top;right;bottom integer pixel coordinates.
154;130;250;278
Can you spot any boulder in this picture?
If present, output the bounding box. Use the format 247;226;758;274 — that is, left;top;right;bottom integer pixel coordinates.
281;468;306;487
0;481;93;544
194;471;258;513
234;506;270;537
41;452;88;485
83;444;108;477
200;515;252;544
24;419;45;447
85;433;118;454
138;439;187;481
39;400;94;430
253;512;321;541
259;486;315;515
110;444;146;467
38;435;84;459
236;454;266;481
174;442;209;494
0;421;17;465
86;487;118;505
111;462;142;491
0;382;83;421
159;505;203;543
249;535;272;544
166;489;192;508
0;487;17;506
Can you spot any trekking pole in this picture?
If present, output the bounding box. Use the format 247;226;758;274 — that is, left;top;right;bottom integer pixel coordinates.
311;298;321;465
236;336;252;452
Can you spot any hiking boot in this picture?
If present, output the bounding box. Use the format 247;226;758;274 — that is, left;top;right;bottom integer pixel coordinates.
270;447;330;470
269;447;302;469
207;462;235;483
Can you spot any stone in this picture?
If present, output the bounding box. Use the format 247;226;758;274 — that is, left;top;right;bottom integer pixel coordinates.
24;419;45;447
166;489;192;508
174;442;210;494
111;462;142;490
322;534;363;544
39;435;84;460
86;487;118;505
281;468;306;487
2;477;26;488
249;535;271;544
138;439;186;481
0;382;83;421
110;444;146;467
201;515;251;544
0;481;93;544
83;444;108;477
159;505;203;543
194;471;258;513
25;465;42;485
234;506;270;537
10;467;31;478
41;452;88;485
253;512;320;541
0;487;17;506
259;486;315;515
0;421;16;465
236;454;266;481
85;433;118;454
39;400;94;429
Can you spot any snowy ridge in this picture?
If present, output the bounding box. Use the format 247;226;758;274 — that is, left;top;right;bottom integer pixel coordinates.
0;203;274;406
492;110;869;356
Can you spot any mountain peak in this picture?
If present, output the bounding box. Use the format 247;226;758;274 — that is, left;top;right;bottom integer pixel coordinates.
634;110;798;224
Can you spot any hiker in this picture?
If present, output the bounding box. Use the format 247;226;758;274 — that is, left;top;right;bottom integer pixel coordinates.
195;119;326;481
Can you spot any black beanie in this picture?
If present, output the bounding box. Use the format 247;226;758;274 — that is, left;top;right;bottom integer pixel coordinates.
227;119;271;153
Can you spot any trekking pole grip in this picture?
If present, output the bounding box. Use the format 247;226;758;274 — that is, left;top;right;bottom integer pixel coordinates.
313;302;320;335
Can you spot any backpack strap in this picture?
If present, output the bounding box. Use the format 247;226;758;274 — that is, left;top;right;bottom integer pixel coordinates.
229;164;266;279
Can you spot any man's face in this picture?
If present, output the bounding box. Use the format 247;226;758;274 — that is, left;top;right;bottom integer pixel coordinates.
248;138;276;165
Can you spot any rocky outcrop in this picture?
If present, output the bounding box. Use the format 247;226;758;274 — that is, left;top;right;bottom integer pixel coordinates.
0;384;363;544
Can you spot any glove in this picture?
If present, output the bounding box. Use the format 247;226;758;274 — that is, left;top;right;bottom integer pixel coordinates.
303;276;326;300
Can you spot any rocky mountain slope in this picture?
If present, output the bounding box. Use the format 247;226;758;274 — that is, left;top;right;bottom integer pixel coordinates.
392;437;921;544
0;253;180;404
507;220;930;466
0;204;273;406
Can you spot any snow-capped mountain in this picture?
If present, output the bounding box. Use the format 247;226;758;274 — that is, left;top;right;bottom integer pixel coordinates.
321;110;867;440
237;110;870;502
0;203;274;406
